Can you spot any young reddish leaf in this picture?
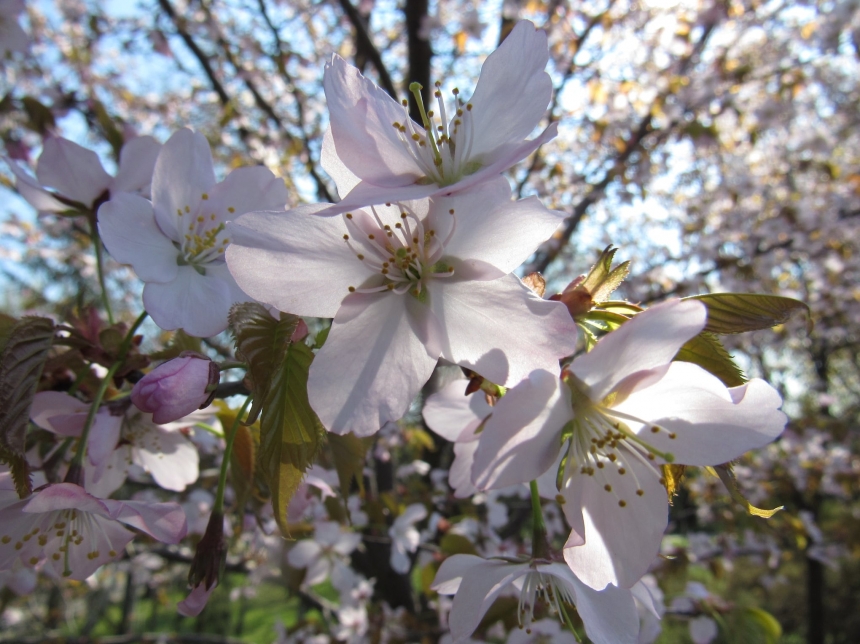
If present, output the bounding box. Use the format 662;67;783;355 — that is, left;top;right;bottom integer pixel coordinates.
0;316;55;497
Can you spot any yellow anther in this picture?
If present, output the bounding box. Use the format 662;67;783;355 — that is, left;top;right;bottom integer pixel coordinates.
201;193;209;200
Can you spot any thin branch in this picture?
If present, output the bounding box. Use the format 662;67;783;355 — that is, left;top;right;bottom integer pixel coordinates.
336;0;398;99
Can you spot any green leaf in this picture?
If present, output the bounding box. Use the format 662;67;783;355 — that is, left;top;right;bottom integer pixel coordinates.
0;317;55;497
439;533;478;556
328;432;372;496
738;607;782;644
230;304;325;536
685;293;811;335
0;312;17;353
262;341;323;535
21;96;56;135
713;465;783;519
579;246;631;303
675;332;746;388
149;330;202;361
229;303;301;425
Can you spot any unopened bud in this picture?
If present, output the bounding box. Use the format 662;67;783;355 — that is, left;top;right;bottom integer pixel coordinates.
188;510;226;591
131;353;220;424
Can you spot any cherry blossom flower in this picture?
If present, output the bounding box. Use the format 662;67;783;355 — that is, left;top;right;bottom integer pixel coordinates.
389;503;427;573
318;20;556;215
287;521;362;586
0;482;186;580
227;177;577;436
471;299;787;590
431;554;639;644
99;128;288;337
30;391;199;496
6;135;161;215
131;354;219;423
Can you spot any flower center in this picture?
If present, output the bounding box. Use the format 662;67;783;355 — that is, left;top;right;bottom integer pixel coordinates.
342;204;456;301
174;193;233;274
558;374;676;508
390;82;483;187
518;568;576;632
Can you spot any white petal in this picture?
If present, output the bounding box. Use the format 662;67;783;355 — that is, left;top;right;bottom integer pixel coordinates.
423;379;492;443
450;440;480;498
108;498;188;543
130;425;199;492
435;179;564;276
430;553;485;595
321;127;360;198
466;21;553;159
563;453;667;590
446;559;528;640
29;391;88;433
323;56;421;188
429;275;577;386
308;293;437;436
543;562;639;644
227;205;374;318
36;137;112;207
572;299;706;402
98;193;179;283
288;540;322;569
210;165;288;220
5;158;68;213
614;363;787;465
472;370;570;490
143;266;233;337
111;136;162;196
151;128;216;240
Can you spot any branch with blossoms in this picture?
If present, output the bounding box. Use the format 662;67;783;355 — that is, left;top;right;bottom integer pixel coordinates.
0;16;816;644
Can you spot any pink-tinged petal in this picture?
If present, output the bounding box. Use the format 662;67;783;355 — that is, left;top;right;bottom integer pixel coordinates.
43;513;135;580
472;370;569;490
309;293;438;437
177;582;215;617
304;556;333;586
562;454;666;590
446;558;529;640
130;424;199;492
29;391;88;434
132;356;215;424
108;498;188;543
434;179;564;276
321;127;360;198
85;447;129;498
429;275;577;386
315;124;557;218
143;265;233;337
572;299;706;402
543;563;639;644
423;379;492;443
450;441;480;498
466;21;553;160
36;137;112;207
287;540;322;569
151;128;216;240
614;363;787;465
111;135;162;196
5;158;69;212
22;483;112;517
85;410;123;467
430;553;485;595
323;55;422;187
227;205;374;318
98;193;180;282
208;166;288;222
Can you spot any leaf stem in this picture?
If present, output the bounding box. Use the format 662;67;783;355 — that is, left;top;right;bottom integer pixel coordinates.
529;480;549;560
215;396;252;513
90;217;114;326
65;311;148;483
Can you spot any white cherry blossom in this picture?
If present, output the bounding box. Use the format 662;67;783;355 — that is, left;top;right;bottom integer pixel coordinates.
227;177;577;436
471;299;787;590
318;20;556;215
99;128;288;337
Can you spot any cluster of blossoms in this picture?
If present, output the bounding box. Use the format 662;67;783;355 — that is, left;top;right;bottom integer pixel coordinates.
1;18;791;643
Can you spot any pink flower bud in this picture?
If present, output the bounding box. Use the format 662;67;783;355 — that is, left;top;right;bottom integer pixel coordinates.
131;354;219;424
